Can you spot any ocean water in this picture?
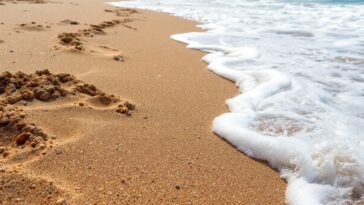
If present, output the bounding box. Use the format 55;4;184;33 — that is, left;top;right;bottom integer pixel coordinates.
111;0;364;204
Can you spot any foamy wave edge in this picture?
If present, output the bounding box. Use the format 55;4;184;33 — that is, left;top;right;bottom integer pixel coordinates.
171;33;339;205
110;1;364;204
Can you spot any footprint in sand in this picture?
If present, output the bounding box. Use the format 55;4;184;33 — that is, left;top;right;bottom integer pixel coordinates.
104;8;138;17
0;172;68;205
89;45;125;61
56;32;125;60
55;20;132;61
0;69;135;170
0;69;135;204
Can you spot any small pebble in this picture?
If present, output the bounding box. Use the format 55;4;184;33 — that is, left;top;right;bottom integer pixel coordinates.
3;151;9;158
113;55;124;62
56;198;68;205
175;184;181;190
70;21;79;25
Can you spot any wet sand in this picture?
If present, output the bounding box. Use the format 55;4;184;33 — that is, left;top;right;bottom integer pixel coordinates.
0;0;286;204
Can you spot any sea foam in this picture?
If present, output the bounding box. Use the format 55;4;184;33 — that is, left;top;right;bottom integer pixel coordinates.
110;0;364;204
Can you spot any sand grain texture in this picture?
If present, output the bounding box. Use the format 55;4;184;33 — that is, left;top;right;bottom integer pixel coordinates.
0;0;286;204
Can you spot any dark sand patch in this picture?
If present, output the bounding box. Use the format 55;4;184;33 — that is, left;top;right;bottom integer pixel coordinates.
0;0;47;4
15;22;50;32
59;19;79;25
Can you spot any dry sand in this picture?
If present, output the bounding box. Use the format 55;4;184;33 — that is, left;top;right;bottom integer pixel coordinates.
0;0;286;204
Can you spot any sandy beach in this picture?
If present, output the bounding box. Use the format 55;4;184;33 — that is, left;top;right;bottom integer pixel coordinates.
0;0;286;204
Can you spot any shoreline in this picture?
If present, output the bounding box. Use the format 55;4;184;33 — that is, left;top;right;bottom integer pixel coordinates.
0;0;286;204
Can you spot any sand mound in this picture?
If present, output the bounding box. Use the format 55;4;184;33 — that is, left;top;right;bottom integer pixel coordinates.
0;105;47;149
58;32;83;50
0;70;74;104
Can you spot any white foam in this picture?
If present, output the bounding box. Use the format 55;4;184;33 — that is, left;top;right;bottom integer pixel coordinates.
110;0;364;204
